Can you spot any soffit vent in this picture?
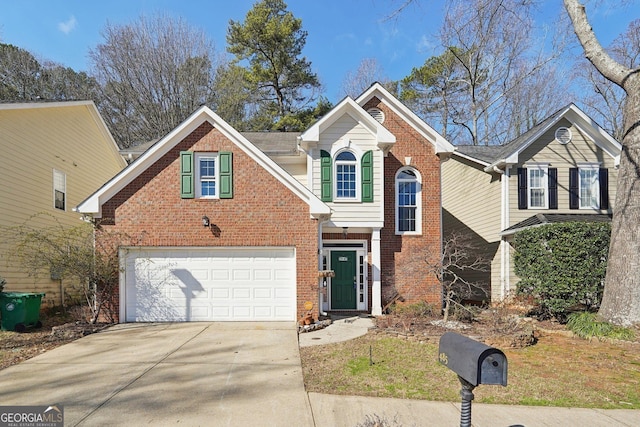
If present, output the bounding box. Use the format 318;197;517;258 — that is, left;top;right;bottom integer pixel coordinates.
367;107;385;123
555;127;572;145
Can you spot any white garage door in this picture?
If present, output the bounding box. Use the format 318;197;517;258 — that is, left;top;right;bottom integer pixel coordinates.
122;247;296;322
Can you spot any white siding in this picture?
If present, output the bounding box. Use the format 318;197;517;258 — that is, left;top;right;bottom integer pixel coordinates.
311;114;383;225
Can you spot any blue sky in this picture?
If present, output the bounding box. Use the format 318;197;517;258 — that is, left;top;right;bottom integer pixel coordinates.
0;1;636;103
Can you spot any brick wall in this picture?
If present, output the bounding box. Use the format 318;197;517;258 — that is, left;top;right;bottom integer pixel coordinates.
363;98;443;309
98;122;319;320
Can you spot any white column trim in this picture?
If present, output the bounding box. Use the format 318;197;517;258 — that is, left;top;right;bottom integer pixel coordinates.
371;228;382;315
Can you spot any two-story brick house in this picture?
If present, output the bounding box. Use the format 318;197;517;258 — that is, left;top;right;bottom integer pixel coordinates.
76;83;454;322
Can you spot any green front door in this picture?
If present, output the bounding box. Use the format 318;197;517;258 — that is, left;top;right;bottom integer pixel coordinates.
331;251;356;310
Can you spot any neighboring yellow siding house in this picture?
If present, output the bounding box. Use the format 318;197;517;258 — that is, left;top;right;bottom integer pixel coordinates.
443;104;621;303
0;101;127;307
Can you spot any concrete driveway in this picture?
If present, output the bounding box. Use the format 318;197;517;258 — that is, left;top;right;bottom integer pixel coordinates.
0;322;314;426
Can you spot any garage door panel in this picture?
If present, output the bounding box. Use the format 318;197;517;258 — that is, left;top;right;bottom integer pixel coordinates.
124;247;296;322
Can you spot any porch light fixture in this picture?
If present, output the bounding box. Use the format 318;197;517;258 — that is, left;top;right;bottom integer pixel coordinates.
202;215;210;227
342;227;348;238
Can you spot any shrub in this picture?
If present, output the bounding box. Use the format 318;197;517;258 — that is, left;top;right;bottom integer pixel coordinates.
513;222;610;322
567;312;635;341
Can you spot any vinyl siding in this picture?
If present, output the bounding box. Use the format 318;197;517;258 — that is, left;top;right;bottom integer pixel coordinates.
311;114;383;224
442;156;502;301
0;104;126;305
508;119;618;226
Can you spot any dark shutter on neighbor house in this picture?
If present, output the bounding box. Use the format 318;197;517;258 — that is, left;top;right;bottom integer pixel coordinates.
320;150;332;202
599;168;609;210
548;168;558;210
180;151;195;199
517;168;528;209
361;150;373;202
219;151;233;199
569;168;579;209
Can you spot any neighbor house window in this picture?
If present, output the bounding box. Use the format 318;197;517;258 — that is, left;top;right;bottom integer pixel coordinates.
396;167;421;234
517;165;558;210
197;153;218;198
570;164;607;210
579;167;600;209
528;166;548;209
53;169;66;211
335;151;357;200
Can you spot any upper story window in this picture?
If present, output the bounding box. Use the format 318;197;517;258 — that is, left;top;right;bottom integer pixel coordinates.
396;167;422;234
335;151;357;200
180;151;233;200
197;153;218;198
53;169;66;211
570;164;608;210
528;166;548;209
517;165;557;210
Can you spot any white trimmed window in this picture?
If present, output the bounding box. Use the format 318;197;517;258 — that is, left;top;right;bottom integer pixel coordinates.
53;169;66;211
196;153;218;198
395;167;422;234
335;151;357;200
579;166;600;209
528;166;548;209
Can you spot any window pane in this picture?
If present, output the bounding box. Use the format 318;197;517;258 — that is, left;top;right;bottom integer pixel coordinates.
200;159;215;177
201;180;216;197
336;151;356;161
399;207;416;231
579;168;599;208
528;168;547;208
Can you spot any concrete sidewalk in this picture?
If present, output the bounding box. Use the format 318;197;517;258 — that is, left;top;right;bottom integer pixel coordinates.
308;393;640;426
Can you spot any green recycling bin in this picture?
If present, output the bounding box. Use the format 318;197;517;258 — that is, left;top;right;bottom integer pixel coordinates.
0;292;45;332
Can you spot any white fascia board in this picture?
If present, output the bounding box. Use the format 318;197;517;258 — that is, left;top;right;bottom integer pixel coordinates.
565;106;622;163
0;100;94;111
76;106;331;218
300;96;396;146
356;83;454;154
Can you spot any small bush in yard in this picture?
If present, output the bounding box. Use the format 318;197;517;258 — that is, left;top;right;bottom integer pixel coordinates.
567;312;635;341
514;222;610;322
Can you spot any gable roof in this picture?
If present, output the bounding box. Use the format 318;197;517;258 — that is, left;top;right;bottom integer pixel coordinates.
454;104;621;172
355;82;454;155
299;95;396;152
75;106;330;218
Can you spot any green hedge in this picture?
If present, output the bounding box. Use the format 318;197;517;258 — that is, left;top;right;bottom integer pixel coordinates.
513;222;610;321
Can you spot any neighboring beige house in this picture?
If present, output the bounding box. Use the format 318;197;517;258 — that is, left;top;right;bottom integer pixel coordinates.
0;101;127;306
442;103;621;303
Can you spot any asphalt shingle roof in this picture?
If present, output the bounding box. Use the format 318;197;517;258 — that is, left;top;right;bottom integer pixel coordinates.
501;213;612;236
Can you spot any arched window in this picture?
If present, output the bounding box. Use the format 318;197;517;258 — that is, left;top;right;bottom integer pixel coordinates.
335;151;357;199
396;167;421;234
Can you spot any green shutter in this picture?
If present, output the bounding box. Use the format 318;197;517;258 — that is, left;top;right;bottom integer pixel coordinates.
219;151;233;199
180;151;194;199
320;150;332;202
361;150;373;202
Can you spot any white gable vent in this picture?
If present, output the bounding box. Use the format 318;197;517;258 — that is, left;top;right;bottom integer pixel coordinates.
367;107;385;123
555;127;572;145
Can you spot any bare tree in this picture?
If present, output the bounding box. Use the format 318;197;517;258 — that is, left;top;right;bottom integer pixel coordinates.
340;58;391;99
565;0;640;326
414;0;567;145
89;14;221;148
427;233;489;322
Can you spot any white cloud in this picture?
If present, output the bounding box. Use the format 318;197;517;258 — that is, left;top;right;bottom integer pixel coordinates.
58;16;77;35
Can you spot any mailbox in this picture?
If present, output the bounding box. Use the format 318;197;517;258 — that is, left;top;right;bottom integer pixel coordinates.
438;332;507;387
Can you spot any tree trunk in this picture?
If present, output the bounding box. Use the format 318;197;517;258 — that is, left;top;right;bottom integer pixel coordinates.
565;0;640;326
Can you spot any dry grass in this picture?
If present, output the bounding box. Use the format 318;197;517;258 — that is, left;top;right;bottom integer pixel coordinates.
300;330;640;409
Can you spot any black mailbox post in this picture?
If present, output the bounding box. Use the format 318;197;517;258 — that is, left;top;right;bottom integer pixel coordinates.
439;332;508;427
